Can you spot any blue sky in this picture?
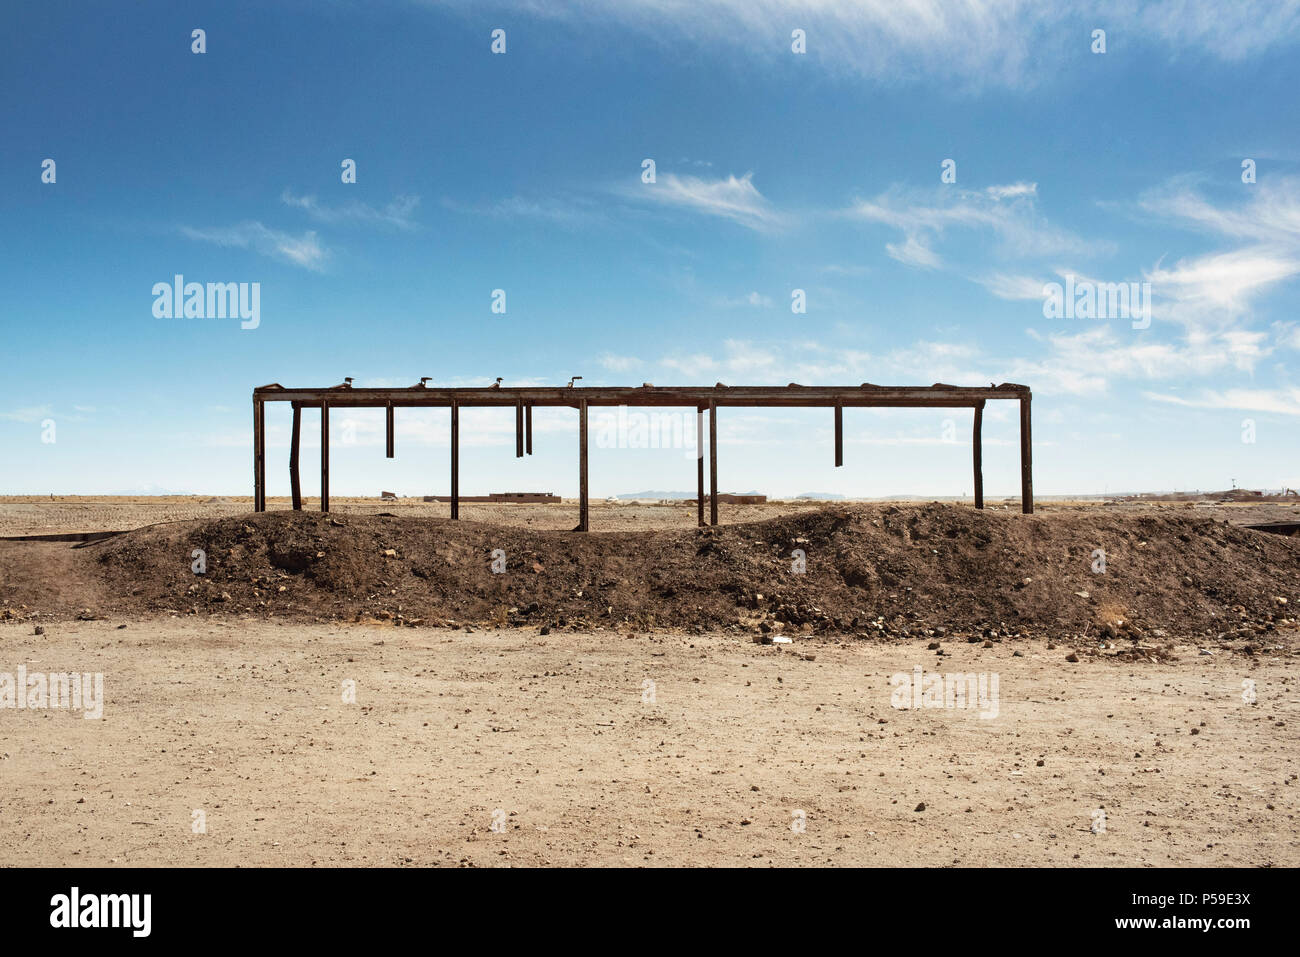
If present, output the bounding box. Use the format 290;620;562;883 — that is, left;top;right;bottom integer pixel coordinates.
3;0;1298;498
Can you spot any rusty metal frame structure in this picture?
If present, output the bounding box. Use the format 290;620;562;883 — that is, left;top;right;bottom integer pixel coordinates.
252;382;1033;529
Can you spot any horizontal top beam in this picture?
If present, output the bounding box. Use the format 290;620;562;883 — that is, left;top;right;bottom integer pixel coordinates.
253;382;1030;409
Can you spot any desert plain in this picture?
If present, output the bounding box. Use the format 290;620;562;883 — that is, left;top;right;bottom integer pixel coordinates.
1;496;1296;867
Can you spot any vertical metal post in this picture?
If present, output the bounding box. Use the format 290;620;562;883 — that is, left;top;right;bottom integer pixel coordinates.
834;402;843;467
320;401;330;513
1019;393;1033;514
696;406;705;527
972;400;985;510
450;401;459;520
386;401;394;459
525;403;533;455
289;402;302;511
515;400;524;458
709;400;718;526
578;399;589;531
252;398;265;512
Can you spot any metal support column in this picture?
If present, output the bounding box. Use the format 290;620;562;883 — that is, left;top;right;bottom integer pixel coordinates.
578;399;589;532
289;402;302;510
515;400;524;458
696;406;705;527
320;401;330;513
1019;393;1033;514
834;402;843;467
253;398;266;512
450;400;459;520
709;400;718;526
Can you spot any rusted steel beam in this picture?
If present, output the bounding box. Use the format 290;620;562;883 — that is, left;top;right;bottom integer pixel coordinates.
696;406;705;527
709;400;718;526
252;399;265;512
578;399;589;532
270;395;989;409
289;402;302;511
385;401;394;459
515;400;524;458
450;400;459;520
525;403;533;455
253;383;1031;410
972;400;985;510
1019;393;1034;514
834;402;843;468
320;401;330;513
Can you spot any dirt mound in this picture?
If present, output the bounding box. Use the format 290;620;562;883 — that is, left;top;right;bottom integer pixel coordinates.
3;504;1296;643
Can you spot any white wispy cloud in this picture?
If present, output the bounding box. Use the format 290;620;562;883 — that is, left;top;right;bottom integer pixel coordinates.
1143;388;1300;417
1145;247;1300;322
1274;321;1300;350
180;222;328;271
1010;325;1273;395
623;323;1280;400
847;183;1099;264
0;404;95;425
971;179;1300;375
719;291;775;307
661;338;784;378
442;193;607;227
434;1;1300;88
628;172;783;232
885;234;940;269
1139;176;1300;246
1131;176;1300;330
975;272;1049;300
598;353;642;372
646;338;977;387
1130;0;1300;62
0;405;55;424
281;190;420;229
986;182;1037;200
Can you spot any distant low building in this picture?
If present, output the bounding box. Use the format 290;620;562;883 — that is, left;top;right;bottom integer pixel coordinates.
425;492;561;503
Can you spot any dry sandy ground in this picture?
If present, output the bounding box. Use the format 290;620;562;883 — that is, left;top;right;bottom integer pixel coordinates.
0;497;826;536
3;495;1297;538
1;618;1294;867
